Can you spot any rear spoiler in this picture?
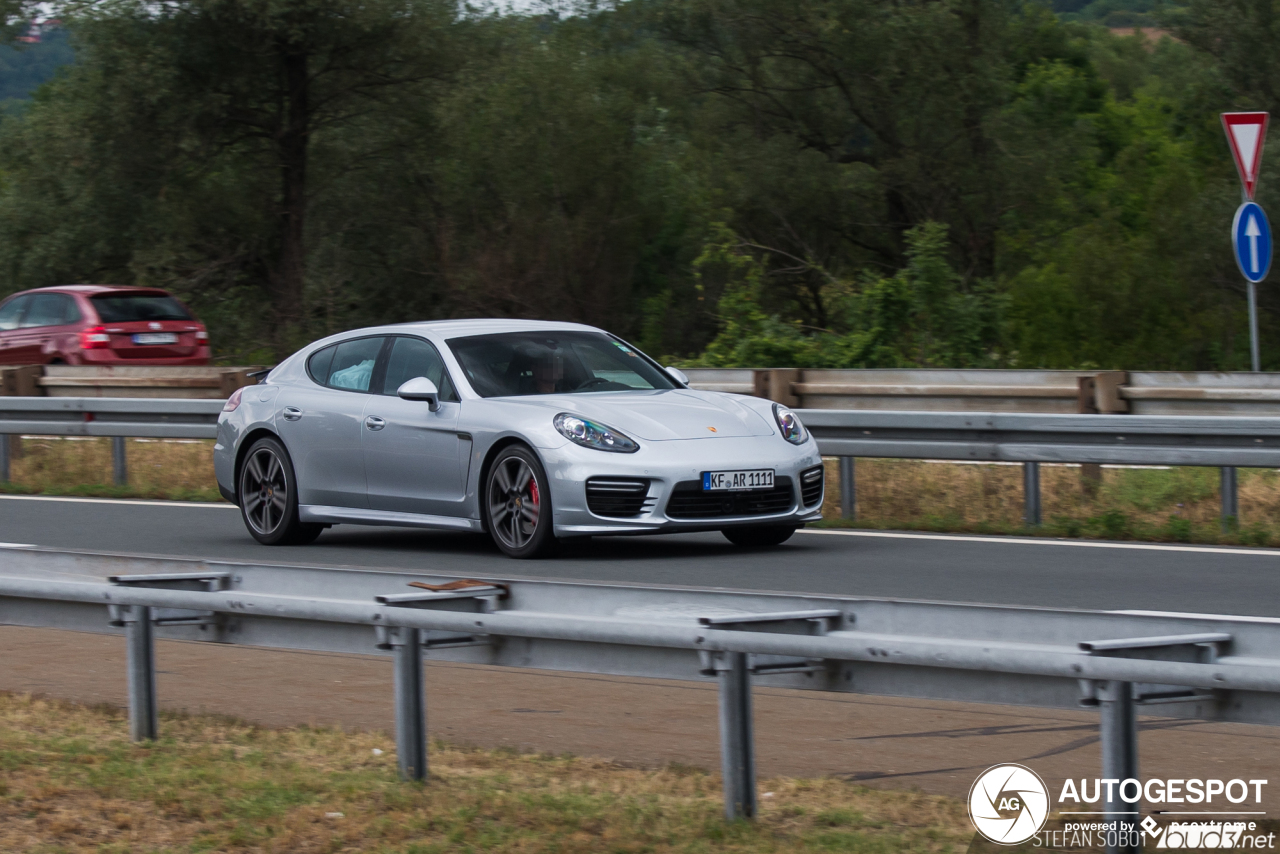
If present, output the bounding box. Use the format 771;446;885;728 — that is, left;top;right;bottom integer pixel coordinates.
246;368;274;383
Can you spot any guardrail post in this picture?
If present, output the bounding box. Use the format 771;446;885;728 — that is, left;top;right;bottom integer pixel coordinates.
717;651;756;820
1221;467;1239;532
124;605;158;741
838;456;855;520
1099;681;1139;854
112;436;128;486
0;434;8;483
392;627;427;781
1023;462;1041;527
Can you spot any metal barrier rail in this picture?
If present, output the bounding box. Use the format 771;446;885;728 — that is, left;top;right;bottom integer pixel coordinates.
0;396;1275;525
804;409;1280;528
0;397;221;485
3;546;1280;837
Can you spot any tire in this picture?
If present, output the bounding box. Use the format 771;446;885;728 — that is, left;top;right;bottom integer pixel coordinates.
237;436;322;546
722;525;798;548
484;444;558;559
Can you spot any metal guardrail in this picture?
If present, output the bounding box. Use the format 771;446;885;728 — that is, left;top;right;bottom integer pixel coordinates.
804;409;1280;527
3;547;1280;833
0;397;220;485
0;396;1273;524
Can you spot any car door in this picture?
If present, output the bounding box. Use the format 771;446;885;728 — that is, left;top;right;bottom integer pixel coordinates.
0;295;32;364
363;335;468;517
275;335;385;510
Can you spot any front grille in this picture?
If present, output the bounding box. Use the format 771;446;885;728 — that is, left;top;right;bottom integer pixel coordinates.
586;478;653;518
666;477;795;520
800;465;824;507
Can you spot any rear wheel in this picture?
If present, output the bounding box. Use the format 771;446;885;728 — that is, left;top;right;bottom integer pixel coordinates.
484;445;557;558
238;437;322;545
722;525;798;548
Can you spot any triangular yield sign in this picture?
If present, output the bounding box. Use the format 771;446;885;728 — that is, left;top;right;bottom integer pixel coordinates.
1223;112;1270;200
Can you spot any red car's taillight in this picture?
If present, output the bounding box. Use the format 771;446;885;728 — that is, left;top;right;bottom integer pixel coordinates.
223;387;244;412
195;329;209;342
79;325;111;350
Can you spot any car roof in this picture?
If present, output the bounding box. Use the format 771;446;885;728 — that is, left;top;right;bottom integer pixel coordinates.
379;318;605;338
8;285;173;297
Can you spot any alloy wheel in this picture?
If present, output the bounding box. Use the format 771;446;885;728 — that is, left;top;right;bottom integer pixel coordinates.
488;456;540;550
241;447;288;535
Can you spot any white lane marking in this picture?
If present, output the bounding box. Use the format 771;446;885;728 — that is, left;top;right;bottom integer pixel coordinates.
0;494;234;509
800;527;1280;558
0;542;35;548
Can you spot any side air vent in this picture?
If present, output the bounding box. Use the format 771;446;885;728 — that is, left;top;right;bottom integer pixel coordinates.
800;465;824;507
586;478;653;518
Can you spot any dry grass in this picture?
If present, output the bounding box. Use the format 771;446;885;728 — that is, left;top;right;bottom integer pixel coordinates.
820;458;1280;546
1;437;222;502
0;692;975;853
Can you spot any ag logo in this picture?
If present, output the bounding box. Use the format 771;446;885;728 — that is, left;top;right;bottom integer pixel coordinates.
968;764;1051;845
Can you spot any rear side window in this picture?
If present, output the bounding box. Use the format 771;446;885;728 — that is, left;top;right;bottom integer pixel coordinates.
20;294;80;328
380;336;457;400
0;295;30;331
90;293;192;322
308;337;385;392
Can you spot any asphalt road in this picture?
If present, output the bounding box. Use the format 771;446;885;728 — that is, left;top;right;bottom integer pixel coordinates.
0;494;1276;615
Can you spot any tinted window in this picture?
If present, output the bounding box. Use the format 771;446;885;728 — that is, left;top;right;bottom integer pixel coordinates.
447;331;676;398
380;337;457;400
307;345;336;385
314;337;384;392
0;295;30;331
90;293;192;322
20;294;79;328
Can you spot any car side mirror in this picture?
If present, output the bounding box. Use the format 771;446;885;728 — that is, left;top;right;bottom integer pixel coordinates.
397;376;440;411
665;366;690;386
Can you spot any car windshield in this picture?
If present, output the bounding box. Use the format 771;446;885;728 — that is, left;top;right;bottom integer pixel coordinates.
448;331;677;397
91;293;192;323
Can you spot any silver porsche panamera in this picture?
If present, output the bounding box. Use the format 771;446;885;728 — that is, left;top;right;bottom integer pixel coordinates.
214;319;824;558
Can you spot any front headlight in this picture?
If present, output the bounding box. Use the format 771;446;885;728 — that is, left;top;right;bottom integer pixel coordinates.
773;404;808;445
554;413;639;453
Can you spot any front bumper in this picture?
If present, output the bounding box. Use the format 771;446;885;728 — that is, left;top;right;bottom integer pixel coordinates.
543;436;824;537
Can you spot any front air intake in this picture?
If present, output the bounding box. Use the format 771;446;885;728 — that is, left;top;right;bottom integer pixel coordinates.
586;478;653;518
800;465;824;507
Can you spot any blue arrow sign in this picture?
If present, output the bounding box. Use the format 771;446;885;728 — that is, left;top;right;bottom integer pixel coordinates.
1234;201;1272;283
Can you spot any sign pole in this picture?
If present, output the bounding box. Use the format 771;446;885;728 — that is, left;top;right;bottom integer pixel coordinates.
1249;281;1261;372
1247;188;1262;372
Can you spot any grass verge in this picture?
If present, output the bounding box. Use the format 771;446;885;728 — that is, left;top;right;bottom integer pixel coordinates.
0;692;973;853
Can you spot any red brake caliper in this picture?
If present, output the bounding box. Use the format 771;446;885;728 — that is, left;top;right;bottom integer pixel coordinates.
529;478;540;508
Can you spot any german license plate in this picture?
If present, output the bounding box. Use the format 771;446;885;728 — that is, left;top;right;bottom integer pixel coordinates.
132;333;177;345
702;469;774;491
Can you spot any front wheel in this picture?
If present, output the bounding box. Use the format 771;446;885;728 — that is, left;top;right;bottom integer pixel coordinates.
484;445;558;559
237;437;322;545
722;525;797;548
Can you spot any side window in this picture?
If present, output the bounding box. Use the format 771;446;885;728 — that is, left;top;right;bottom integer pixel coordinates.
20;294;77;328
307;345;336;386
0;295;30;331
380;336;457;400
320;337;384;392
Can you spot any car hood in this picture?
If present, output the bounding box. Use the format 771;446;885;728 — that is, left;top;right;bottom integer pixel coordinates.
494;389;777;441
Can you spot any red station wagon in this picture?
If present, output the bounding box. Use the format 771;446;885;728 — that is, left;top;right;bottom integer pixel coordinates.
0;285;210;366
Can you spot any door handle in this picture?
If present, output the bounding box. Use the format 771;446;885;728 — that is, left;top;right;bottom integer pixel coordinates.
283;407;302;421
365;415;386;431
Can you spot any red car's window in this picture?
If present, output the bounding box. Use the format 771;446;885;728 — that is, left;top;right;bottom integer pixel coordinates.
90;293;191;323
19;294;80;328
0;295;30;331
